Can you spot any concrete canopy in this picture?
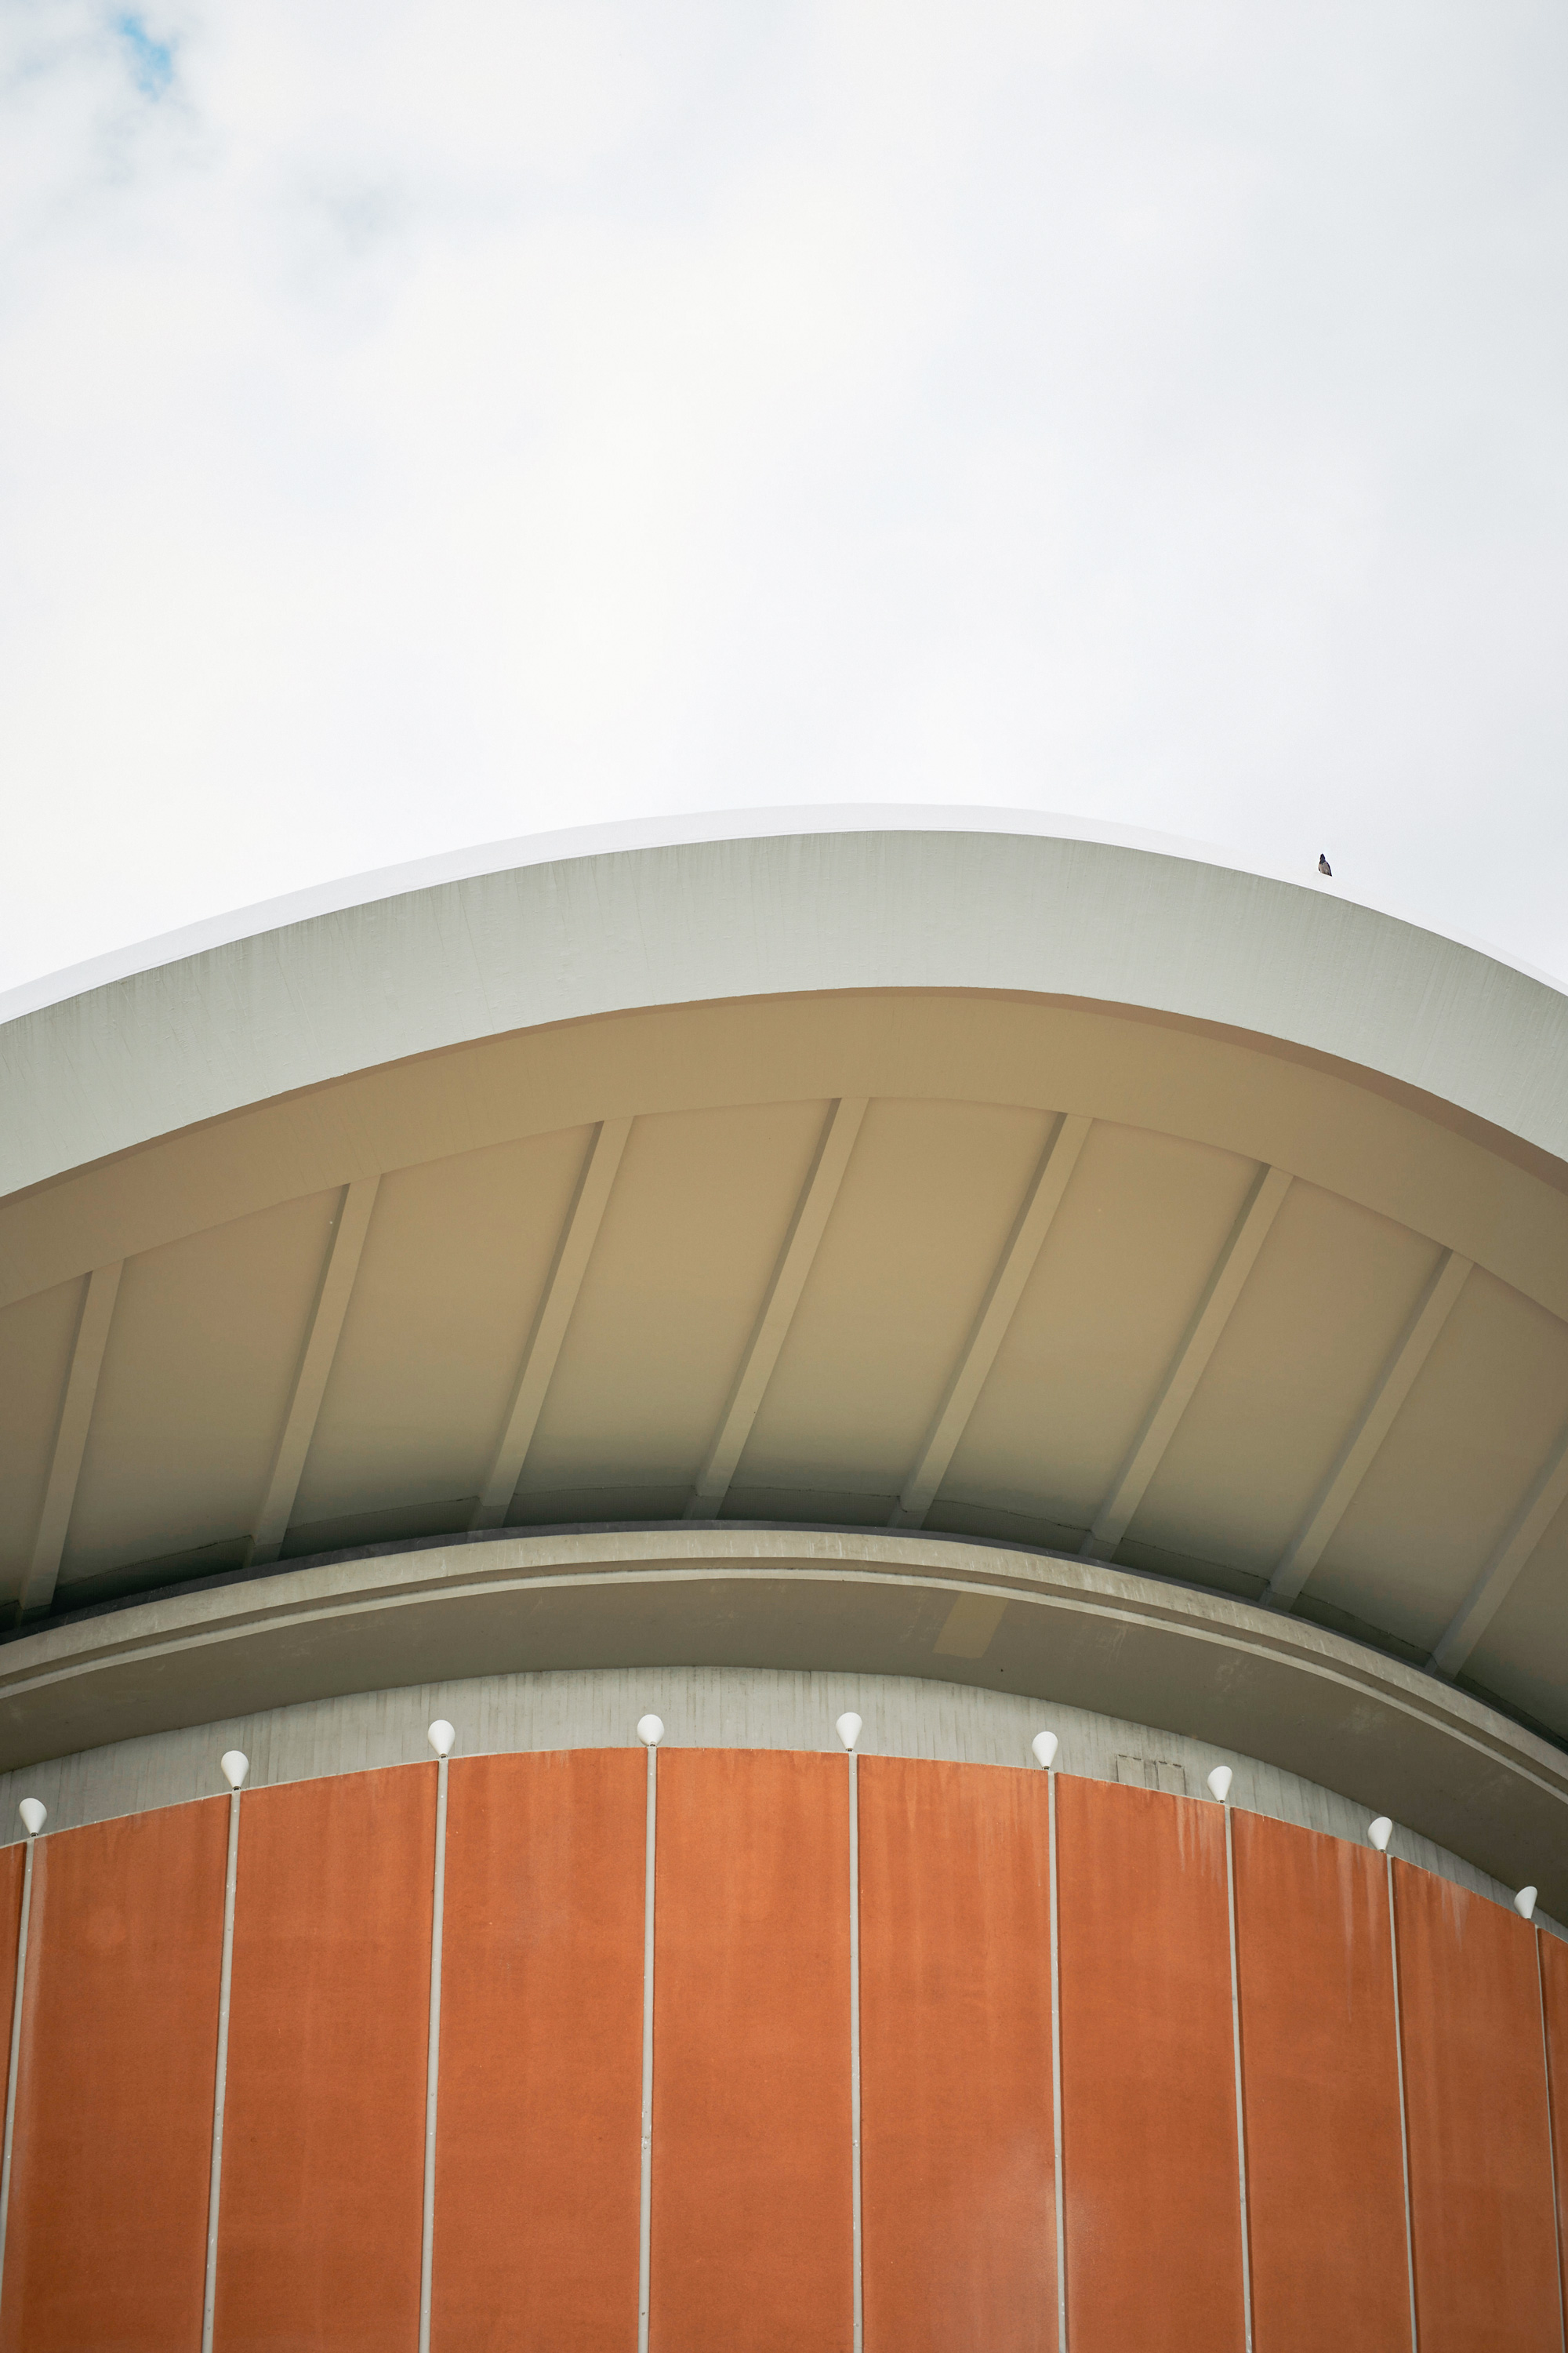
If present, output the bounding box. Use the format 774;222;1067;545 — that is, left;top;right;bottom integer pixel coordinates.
3;813;1568;1823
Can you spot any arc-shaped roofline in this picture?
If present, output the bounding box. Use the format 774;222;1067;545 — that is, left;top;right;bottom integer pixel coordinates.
4;808;1567;1201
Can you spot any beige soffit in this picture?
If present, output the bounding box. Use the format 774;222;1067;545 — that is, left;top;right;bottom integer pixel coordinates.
5;812;1568;1203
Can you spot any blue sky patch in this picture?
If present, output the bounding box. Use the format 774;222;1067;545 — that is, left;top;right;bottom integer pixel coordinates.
114;13;175;100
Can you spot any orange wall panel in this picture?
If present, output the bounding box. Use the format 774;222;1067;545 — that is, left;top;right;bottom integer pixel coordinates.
1537;1930;1568;2327
430;1749;644;2350
1394;1863;1560;2353
0;1800;227;2353
650;1748;854;2353
214;1766;434;2353
858;1756;1057;2353
1057;1775;1244;2353
1232;1812;1410;2351
2;1751;1563;2353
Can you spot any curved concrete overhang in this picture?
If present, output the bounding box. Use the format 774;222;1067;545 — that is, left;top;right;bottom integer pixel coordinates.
1;1526;1563;1913
5;813;1568;1762
6;812;1568;1196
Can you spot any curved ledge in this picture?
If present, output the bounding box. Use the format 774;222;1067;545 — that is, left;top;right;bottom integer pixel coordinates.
2;1526;1563;1912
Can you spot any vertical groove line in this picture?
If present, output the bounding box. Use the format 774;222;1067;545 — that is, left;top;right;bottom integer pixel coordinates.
201;1788;242;2353
1386;1854;1420;2352
0;1833;37;2320
1535;1929;1568;2353
1047;1767;1067;2353
419;1752;449;2353
638;1742;657;2353
848;1748;864;2353
1222;1803;1254;2353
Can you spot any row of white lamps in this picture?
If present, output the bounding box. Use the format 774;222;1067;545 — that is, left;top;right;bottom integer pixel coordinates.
6;1717;1541;1923
639;1712;1542;1922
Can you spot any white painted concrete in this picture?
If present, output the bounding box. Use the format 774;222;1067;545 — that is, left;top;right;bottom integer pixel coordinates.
5;815;1568;1200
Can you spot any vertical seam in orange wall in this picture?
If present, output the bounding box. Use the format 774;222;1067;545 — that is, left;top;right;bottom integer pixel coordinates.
1535;1928;1568;2353
1221;1800;1255;2353
418;1752;449;2353
1387;1857;1420;2353
0;1832;38;2323
200;1785;242;2353
1047;1767;1067;2353
848;1746;864;2353
637;1739;657;2353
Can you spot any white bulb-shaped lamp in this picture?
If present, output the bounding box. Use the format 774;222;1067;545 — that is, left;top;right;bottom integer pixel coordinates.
1207;1766;1233;1803
836;1712;862;1752
1515;1885;1539;1922
637;1713;664;1747
220;1750;249;1789
1031;1730;1058;1770
17;1799;45;1838
1368;1816;1394;1853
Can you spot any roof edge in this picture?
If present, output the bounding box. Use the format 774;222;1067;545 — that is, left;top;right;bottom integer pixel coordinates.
6;816;1568;1200
5;802;1561;1029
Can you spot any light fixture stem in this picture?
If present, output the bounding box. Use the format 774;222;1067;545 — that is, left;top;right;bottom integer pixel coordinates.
1384;1850;1419;2352
201;1782;243;2353
848;1745;864;2353
1533;1927;1567;2353
637;1736;658;2353
418;1748;449;2353
0;1827;38;2320
1047;1764;1068;2352
1221;1799;1254;2353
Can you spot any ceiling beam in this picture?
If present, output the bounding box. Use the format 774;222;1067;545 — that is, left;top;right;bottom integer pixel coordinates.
1265;1248;1472;1611
1080;1164;1293;1563
890;1113;1091;1528
687;1097;869;1520
20;1259;124;1620
473;1119;633;1531
1429;1423;1568;1679
252;1178;381;1566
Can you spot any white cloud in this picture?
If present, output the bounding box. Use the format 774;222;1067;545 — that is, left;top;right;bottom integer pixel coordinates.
1;0;1566;988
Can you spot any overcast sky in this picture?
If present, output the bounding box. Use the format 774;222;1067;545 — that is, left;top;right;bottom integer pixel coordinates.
2;0;1566;995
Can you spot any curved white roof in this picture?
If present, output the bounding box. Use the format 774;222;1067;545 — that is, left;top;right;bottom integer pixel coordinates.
3;812;1568;1799
5;810;1568;1200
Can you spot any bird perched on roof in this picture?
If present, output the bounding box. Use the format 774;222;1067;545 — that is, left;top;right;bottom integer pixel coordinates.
1318;854;1333;877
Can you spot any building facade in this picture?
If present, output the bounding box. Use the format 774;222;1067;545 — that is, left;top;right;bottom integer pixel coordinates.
1;815;1566;2348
